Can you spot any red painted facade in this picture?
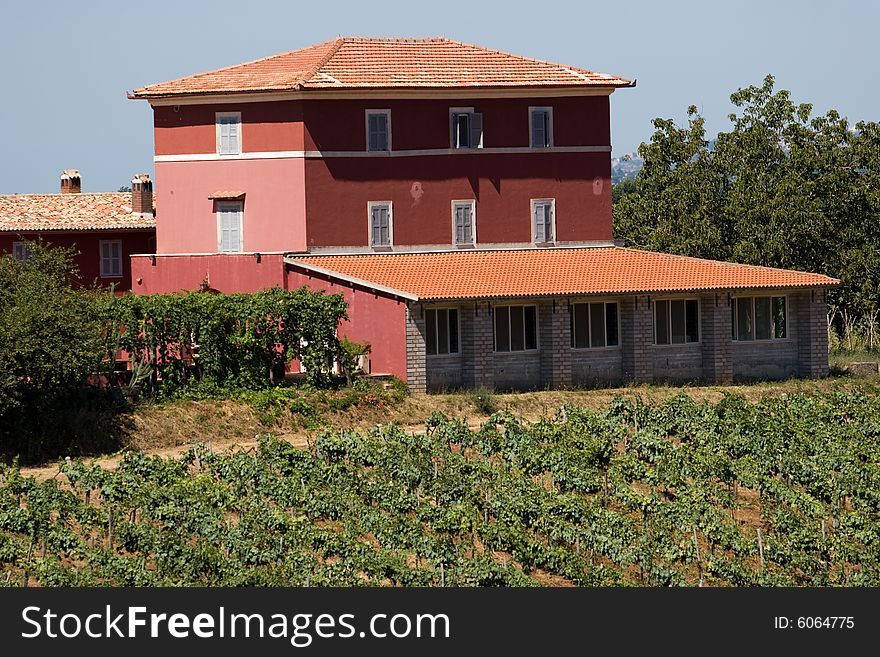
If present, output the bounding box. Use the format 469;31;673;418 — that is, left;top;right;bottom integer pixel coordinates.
1;230;154;291
138;84;618;382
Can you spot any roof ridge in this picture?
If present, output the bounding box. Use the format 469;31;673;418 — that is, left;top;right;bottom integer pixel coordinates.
438;37;631;84
300;37;348;87
132;37;343;94
0;191;128;198
617;246;831;277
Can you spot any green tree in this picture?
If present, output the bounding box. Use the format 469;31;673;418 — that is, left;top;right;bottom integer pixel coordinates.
613;75;880;323
0;242;109;459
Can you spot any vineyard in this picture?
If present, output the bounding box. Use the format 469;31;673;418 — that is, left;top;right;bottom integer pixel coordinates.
1;391;879;587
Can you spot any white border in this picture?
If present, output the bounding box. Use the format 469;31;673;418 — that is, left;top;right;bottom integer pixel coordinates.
451;199;477;247
215;111;242;155
367;201;393;248
528;106;554;148
364;109;392;152
530;198;557;245
215;200;244;252
99;239;123;278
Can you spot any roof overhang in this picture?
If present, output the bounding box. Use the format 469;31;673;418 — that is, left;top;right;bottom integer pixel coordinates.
284;256;419;302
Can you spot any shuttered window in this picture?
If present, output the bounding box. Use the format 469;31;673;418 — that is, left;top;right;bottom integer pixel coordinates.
532;199;555;243
216;113;241;155
366;110;390;151
451;109;483;149
369;202;392;247
452;201;475;245
12;241;32;261
217;202;243;252
99;240;122;277
530;107;552;148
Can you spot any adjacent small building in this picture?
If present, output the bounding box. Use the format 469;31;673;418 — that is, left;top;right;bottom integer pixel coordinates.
127;37;837;390
0;170;156;291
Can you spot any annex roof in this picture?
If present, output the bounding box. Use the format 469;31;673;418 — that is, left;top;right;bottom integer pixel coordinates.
131;37;634;99
0;193;156;232
286;247;838;301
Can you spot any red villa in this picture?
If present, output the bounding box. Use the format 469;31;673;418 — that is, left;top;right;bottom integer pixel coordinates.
128;37;836;390
0;170;156;291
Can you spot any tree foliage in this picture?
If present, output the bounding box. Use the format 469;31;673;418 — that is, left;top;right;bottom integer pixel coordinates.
0;244;109;458
614;75;880;321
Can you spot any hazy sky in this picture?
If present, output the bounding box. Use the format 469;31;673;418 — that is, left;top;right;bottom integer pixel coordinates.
1;0;876;194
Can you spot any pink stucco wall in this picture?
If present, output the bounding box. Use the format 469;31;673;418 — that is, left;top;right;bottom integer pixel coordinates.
154;158;306;254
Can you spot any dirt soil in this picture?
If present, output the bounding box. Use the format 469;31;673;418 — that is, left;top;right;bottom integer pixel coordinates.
19;376;879;482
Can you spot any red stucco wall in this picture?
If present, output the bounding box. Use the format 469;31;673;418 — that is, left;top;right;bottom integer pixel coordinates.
304;151;611;246
154;101;305;155
0;230;155;291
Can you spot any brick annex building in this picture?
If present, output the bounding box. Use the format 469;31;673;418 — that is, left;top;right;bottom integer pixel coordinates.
128;37;836;391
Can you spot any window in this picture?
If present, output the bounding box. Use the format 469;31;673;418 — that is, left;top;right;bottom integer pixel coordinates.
452;200;476;246
99;240;122;278
366;110;391;152
732;296;787;341
216;112;241;155
425;308;459;355
494;305;538;352
12;241;32;261
530;107;552;148
450;108;483;149
531;199;555;243
368;202;392;247
654;299;699;344
216;202;243;252
571;302;619;348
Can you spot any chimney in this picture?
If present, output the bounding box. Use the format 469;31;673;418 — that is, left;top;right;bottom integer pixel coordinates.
131;173;153;216
60;169;81;194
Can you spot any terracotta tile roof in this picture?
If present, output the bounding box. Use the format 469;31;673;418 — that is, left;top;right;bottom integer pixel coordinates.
0;193;156;232
288;247;838;300
131;37;634;98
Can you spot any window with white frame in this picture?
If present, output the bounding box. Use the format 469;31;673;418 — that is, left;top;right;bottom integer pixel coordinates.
654;299;699;344
732;296;787;341
369;202;392;247
216;201;243;252
366;110;391;152
531;199;555;243
452;200;476;246
12;241;32;261
494;305;538;352
571;301;619;348
216;112;241;155
450;108;483;149
425;308;459;355
99;240;123;277
530;107;552;148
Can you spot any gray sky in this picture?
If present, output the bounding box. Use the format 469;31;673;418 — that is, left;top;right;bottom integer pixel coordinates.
1;0;876;194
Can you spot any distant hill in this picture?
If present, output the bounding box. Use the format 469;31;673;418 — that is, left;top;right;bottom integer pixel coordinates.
611;152;643;183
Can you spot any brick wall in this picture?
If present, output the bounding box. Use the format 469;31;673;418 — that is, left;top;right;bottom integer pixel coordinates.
539;299;572;388
405;304;427;392
621;296;653;383
700;293;733;383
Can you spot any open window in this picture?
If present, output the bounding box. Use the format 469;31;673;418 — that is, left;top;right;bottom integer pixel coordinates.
450;108;483;149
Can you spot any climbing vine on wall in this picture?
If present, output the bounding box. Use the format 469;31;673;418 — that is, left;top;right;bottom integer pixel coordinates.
105;287;348;391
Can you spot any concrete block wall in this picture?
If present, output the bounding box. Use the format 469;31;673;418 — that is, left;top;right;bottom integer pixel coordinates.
405;304;427;393
539;299;572;388
796;289;829;378
461;301;495;389
700;293;732;383
621;296;654;383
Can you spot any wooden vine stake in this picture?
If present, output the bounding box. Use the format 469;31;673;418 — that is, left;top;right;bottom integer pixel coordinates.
440;563;445;587
820;520;826;541
757;528;765;570
108;507;114;551
693;527;703;587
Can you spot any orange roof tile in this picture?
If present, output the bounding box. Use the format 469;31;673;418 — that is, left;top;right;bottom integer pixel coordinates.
0;193;155;232
288;248;838;300
131;37;634;98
